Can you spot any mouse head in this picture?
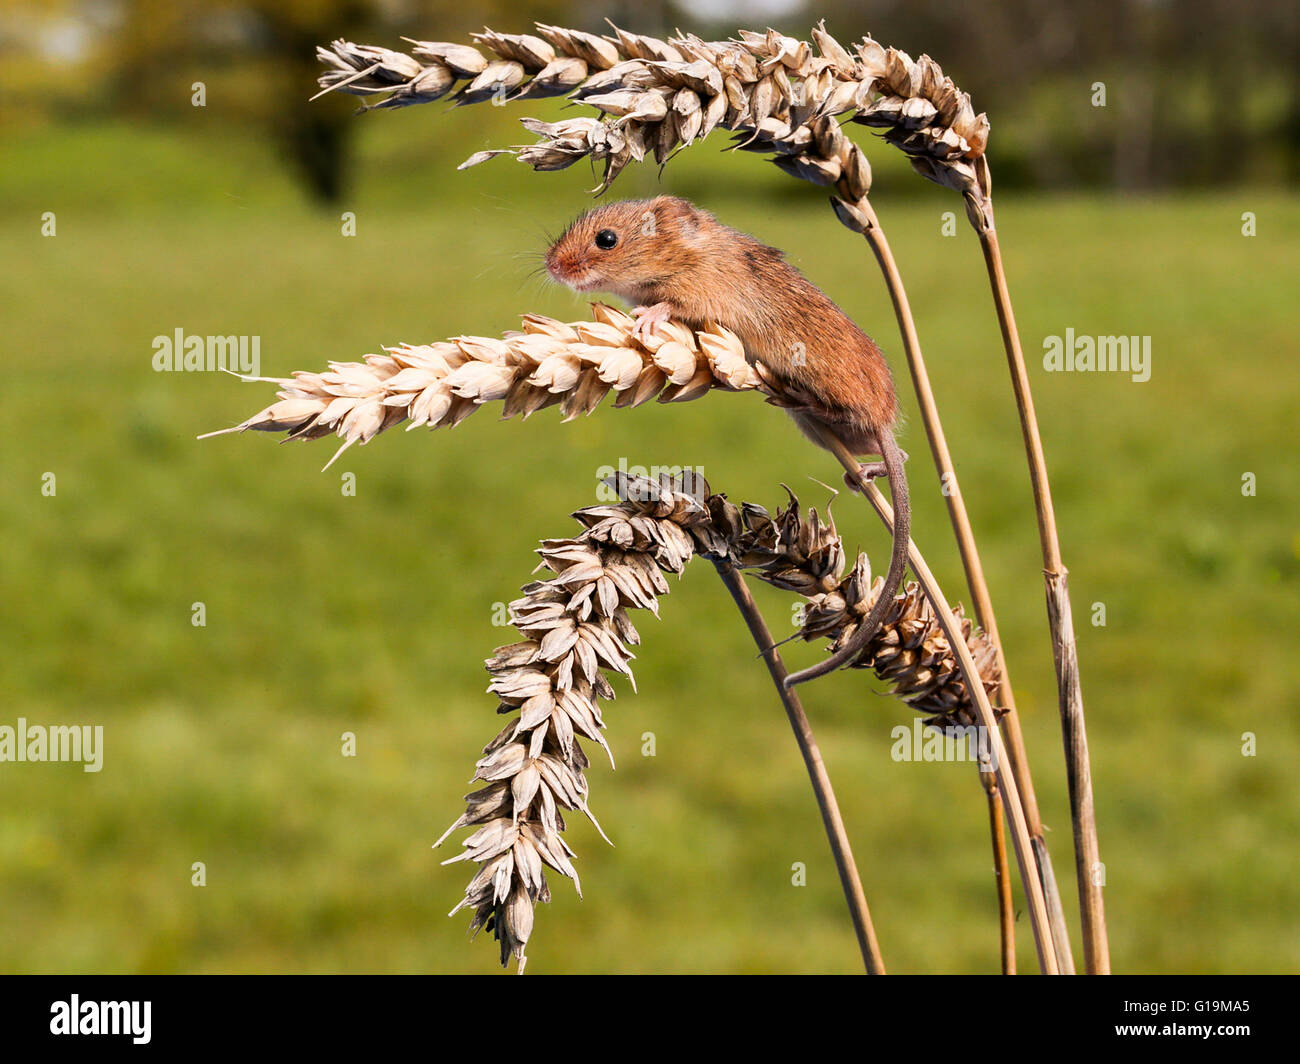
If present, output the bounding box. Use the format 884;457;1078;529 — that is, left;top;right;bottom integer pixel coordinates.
545;195;706;304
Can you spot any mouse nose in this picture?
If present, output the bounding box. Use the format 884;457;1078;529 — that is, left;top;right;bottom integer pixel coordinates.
544;247;563;278
546;247;581;282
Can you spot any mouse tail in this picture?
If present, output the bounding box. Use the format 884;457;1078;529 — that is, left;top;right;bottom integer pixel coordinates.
784;431;910;688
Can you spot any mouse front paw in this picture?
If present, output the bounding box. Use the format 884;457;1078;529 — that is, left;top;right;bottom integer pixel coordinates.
630;302;674;342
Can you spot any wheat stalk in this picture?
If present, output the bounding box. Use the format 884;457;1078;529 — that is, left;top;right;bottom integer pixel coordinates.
973;217;1109;974
199;304;760;469
849;201;1076;971
709;486;1019;971
820;441;1058;972
701;484;1018;974
709;556;884;973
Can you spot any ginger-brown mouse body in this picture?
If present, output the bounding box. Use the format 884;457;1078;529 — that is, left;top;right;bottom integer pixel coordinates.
546;195;910;687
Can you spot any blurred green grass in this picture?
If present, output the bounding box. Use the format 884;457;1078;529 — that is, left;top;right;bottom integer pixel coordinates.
1;111;1297;973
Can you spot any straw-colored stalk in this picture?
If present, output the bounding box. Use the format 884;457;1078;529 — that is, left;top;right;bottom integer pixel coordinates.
964;173;1109;974
823;435;1059;973
715;486;1014;971
712;486;1013;967
979;769;1016;974
705;435;1053;968
837;196;1074;973
312;20;1081;971
711;556;884;974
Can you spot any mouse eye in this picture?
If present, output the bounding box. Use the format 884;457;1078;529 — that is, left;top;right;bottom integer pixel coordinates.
595;229;619;250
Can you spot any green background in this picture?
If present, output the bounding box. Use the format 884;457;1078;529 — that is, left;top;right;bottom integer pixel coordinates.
2;46;1297;973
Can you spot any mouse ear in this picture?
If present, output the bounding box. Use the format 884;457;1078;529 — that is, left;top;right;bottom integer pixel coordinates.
652;195;702;232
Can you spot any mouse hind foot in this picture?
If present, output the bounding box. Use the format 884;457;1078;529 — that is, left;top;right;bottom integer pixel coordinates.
842;450;908;493
843;461;887;492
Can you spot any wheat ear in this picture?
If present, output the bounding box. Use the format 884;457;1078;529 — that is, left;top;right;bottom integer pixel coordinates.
199;305;759;470
444;471;1007;970
434;474;714;971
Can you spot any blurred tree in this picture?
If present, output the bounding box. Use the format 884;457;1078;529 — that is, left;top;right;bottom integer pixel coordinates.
106;0;384;203
259;2;374;203
98;0;579;203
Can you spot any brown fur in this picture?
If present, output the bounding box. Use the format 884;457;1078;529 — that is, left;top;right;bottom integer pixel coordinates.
547;196;910;687
546;196;898;454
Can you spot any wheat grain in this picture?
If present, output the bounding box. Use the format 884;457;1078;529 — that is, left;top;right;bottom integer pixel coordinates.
199;305;760;470
711;490;1003;729
447;472;999;969
315;22;990;218
437;474;711;970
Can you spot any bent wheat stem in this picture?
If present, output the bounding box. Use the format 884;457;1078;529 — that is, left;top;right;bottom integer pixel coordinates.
825;431;1059;974
848;194;1074;973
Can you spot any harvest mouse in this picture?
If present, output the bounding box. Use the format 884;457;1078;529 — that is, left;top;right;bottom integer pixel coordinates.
545;195;909;687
